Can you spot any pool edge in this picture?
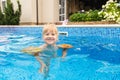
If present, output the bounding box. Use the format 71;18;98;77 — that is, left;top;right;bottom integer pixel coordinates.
0;24;120;27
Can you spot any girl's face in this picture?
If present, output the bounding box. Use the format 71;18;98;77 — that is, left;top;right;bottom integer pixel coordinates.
43;31;58;45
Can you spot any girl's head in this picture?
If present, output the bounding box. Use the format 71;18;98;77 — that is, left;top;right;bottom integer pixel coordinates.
42;24;58;45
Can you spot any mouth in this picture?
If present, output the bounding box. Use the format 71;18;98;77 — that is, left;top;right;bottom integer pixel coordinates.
45;37;55;41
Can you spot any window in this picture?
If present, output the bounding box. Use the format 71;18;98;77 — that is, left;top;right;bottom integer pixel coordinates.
59;0;66;21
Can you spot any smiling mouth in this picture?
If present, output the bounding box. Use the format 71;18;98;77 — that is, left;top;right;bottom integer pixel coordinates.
46;38;55;41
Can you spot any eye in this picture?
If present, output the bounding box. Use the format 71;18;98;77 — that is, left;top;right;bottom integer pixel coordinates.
52;33;55;36
45;33;49;36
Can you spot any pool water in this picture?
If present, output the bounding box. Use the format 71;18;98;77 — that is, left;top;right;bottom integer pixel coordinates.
0;27;120;80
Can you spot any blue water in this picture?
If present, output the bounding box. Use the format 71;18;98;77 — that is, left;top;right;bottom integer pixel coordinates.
0;27;120;80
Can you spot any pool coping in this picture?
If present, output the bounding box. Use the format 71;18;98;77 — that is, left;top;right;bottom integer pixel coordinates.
0;24;120;27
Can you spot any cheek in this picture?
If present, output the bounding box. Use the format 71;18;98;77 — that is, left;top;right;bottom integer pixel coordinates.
54;36;58;40
43;36;46;40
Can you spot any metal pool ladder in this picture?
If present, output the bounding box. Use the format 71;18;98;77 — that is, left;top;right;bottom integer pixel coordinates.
59;32;68;36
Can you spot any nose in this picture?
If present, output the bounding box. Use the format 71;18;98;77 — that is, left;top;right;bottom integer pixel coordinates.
47;35;53;37
47;36;53;39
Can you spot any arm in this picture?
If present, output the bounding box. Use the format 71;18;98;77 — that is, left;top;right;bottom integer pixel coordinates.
62;48;67;58
57;44;72;58
35;55;46;73
35;55;44;64
34;44;47;73
57;45;68;58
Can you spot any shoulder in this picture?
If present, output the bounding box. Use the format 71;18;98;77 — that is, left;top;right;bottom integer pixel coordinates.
54;44;59;50
56;44;60;49
39;44;47;49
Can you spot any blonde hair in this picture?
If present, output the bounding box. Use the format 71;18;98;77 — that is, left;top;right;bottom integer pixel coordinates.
42;24;58;36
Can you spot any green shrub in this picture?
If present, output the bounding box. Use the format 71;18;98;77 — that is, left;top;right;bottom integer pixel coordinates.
0;0;21;25
69;10;102;22
4;0;21;25
86;10;102;21
69;13;87;22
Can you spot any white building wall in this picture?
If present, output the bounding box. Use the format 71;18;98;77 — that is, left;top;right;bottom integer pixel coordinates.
41;0;59;23
19;0;36;23
42;0;54;23
54;0;59;22
38;0;42;23
0;0;59;24
11;0;36;24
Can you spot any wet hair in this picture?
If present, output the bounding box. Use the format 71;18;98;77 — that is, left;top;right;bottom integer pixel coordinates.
42;24;58;36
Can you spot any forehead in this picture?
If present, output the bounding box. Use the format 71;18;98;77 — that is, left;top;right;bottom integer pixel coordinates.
43;27;58;34
45;29;56;33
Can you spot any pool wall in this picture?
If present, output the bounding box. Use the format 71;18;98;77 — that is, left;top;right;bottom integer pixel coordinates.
0;24;120;37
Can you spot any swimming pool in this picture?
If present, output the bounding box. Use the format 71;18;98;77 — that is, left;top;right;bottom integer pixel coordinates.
0;25;120;80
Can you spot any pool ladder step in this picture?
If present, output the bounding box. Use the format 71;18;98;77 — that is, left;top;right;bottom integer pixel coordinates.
59;32;68;36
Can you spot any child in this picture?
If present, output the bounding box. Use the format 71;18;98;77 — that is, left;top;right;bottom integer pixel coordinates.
35;24;62;78
21;24;72;79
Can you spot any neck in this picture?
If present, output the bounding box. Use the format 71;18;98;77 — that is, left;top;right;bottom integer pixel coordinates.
46;44;56;47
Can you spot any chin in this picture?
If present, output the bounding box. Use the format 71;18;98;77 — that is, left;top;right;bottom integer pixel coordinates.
46;42;55;45
48;43;55;45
